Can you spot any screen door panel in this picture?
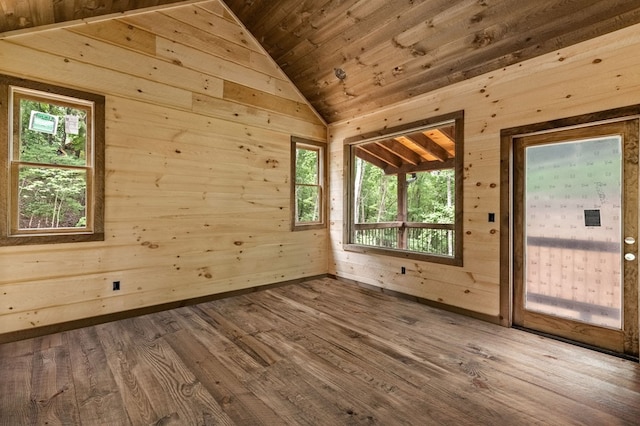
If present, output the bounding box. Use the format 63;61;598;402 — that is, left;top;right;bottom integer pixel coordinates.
525;137;622;329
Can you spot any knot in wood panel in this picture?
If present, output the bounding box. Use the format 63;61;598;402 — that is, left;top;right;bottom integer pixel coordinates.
373;72;385;86
473;30;493;48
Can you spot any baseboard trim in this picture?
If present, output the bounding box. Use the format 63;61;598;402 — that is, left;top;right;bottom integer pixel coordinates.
0;274;329;344
512;325;639;362
330;274;501;325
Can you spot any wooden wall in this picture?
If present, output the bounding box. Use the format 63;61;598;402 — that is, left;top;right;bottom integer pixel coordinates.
0;1;326;338
328;22;640;320
3;1;639;338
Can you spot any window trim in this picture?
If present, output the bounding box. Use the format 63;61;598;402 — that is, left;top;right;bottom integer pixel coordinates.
291;136;327;231
0;74;105;246
343;110;464;266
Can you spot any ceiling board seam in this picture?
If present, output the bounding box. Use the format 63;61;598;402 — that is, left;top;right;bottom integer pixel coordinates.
0;0;206;39
218;0;327;127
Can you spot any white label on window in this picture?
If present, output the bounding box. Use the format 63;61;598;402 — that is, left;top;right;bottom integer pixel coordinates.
64;115;79;135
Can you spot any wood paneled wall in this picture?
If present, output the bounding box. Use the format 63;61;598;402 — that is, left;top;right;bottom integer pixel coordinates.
3;0;639;338
0;1;326;337
328;22;640;320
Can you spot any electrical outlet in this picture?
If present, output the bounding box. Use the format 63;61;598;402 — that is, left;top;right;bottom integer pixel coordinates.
488;212;495;222
113;281;120;291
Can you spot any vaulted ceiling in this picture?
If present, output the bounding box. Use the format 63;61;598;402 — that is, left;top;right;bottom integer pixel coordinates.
2;0;640;124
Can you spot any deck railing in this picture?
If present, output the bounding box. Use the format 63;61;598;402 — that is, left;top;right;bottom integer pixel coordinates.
525;236;621;328
353;222;454;256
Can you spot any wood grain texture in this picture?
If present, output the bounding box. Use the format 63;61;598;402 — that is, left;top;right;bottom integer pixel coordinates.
3;1;640;123
224;0;640;122
0;1;326;337
0;278;638;424
0;0;191;34
328;21;640;322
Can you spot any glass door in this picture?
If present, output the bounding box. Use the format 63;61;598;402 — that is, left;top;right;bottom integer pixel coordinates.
513;120;639;357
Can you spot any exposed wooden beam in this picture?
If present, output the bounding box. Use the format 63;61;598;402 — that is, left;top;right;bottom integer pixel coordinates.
424;128;455;156
404;132;451;162
355;146;395;173
379;138;422;166
358;143;403;169
394;135;436;162
394;158;454;175
356;143;453;175
439;125;455;142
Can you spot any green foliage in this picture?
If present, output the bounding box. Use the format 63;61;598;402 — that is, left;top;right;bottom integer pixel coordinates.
295;147;321;222
353;157;455;255
295;186;320;222
407;169;454;223
354;159;454;224
19;99;87;166
16;98;88;229
355;159;397;223
295;148;318;184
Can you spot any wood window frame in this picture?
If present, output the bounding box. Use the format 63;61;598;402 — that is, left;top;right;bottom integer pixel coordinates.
343;110;464;266
291;136;327;231
0;74;105;246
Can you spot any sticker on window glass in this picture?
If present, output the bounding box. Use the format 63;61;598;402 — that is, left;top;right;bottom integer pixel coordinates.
29;111;59;135
584;209;601;227
64;115;79;135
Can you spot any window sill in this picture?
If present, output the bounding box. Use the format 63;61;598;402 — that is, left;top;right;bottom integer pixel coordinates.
0;232;104;247
292;223;326;232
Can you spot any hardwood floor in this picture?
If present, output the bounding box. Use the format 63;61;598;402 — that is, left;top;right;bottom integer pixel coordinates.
1;277;638;425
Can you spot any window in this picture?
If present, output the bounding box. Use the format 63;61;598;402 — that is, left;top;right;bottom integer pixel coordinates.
344;111;463;265
291;136;326;230
0;74;105;246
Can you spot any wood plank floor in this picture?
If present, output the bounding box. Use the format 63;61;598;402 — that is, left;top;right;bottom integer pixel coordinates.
1;277;639;425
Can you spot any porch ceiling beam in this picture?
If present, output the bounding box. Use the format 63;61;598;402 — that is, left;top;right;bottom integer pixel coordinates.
405;132;451;162
359;143;403;169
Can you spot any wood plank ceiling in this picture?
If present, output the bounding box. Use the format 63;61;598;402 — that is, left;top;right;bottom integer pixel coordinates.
2;1;640;124
225;0;640;123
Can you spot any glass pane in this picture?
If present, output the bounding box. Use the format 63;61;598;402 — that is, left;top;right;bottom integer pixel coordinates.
354;158;398;223
347;114;461;262
407;169;454;223
17;166;88;230
525;136;622;329
19;98;88;166
296;185;320;223
295;147;319;184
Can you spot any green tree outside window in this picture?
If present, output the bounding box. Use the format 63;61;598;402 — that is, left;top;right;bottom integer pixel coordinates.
16;98;89;230
291;137;325;230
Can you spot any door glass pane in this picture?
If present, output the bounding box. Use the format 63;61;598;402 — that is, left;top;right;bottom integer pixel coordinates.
525;136;622;329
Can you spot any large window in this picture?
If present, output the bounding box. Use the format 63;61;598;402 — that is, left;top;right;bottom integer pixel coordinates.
291;136;326;230
344;111;463;265
0;74;105;246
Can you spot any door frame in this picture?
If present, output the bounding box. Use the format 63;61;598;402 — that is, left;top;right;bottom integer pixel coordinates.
500;105;640;358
